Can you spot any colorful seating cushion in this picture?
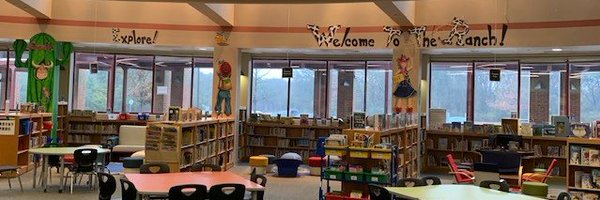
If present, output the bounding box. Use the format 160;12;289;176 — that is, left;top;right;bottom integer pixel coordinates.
521;181;548;197
122;157;144;168
250;156;269;167
281;152;302;161
308;156;325;167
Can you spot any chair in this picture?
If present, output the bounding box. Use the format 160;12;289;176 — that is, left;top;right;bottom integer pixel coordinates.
108;125;147;161
522;159;558;183
97;172;117;200
479;180;510;192
557;192;571;200
446;154;474;184
66;148;98;194
190;163;221;172
168;184;208;200
120;179;138;200
368;184;393;200
140;163;170;174
250;174;267;200
473;162;500;186
398;178;426;187
274;159;303;177
209;183;246;200
420;176;442;185
480;150;521;174
0;166;23;192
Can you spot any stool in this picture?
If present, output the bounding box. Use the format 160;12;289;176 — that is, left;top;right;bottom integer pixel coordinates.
308;156;325;176
259;154;276;173
521;181;548;198
122;157;144;174
0;166;23;192
250;156;268;175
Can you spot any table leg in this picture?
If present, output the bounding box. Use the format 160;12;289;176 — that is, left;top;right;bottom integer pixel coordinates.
252;191;258;200
33;155;38;188
59;155;65;193
42;155;47;192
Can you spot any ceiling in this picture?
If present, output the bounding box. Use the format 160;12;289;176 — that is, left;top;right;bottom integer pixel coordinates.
108;0;408;3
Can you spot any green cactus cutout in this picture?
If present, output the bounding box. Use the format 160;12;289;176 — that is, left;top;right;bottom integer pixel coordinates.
12;33;73;144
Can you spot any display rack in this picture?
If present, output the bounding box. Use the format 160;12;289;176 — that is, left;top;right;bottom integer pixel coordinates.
320;129;398;200
379;125;421;178
0;113;52;172
567;138;600;199
241;122;345;161
145;118;236;172
66;117;147;145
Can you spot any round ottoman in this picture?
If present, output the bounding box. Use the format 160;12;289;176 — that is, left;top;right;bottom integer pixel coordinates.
259;154;276;173
249;156;268;175
122;157;144;174
131;150;145;158
308;156;325;176
521;181;548;198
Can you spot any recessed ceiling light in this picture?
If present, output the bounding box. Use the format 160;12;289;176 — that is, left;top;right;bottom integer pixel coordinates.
552;48;563;52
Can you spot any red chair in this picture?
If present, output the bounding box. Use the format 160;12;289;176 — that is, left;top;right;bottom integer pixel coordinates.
446;154;474;184
522;159;558;183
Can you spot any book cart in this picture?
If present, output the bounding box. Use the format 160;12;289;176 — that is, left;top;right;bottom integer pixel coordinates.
319;129;398;200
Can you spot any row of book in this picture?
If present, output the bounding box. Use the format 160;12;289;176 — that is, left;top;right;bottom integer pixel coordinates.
429;138;487;151
29;135;48;149
67;134;113;144
70;124;119;134
574;169;600;190
531;145;566;157
570;191;598;200
570;146;600;166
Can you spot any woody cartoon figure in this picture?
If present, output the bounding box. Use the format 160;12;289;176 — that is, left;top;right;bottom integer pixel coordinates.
393;54;417;113
215;60;232;116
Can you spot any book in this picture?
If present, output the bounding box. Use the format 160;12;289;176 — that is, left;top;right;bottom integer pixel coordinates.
451;122;462;132
570;191;584;200
583;148;593;166
438;138;448;150
470;140;482;151
571;145;582;165
582;173;593;189
547;146;560;157
501;118;519;135
352;112;366;129
593;169;600;188
429;109;446;130
551;115;570;137
575;171;583;188
583;193;599;200
592;149;600;166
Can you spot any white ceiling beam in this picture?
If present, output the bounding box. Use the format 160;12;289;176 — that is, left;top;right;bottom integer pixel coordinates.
6;0;53;19
189;3;234;27
375;1;415;26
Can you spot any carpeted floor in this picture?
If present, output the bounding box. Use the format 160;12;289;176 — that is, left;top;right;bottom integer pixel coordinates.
0;163;566;200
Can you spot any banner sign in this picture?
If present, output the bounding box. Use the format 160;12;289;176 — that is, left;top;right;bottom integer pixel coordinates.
112;28;158;45
308;18;508;48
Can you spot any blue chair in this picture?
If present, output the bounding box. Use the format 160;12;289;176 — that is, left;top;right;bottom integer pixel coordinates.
316;137;327;157
274;159;303;177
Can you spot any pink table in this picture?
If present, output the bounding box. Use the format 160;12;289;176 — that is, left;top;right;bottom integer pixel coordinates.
125;171;264;199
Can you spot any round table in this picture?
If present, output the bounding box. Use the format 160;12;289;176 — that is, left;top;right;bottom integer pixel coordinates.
29;147;110;193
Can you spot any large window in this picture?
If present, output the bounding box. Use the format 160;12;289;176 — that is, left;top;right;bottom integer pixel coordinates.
192;58;214;114
0;51;7;109
329;61;365;119
366;61;393;115
474;62;519;123
251;60;289;116
114;55;153;113
152;56;193;113
430;62;472;123
290;60;327;117
571;62;600;123
9;51;28;109
73;53;113;111
520;63;567;123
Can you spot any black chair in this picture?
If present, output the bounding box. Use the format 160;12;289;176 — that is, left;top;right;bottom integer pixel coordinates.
368;184;393;200
250;174;267;200
209;183;246;200
479;180;510;192
168;184;208;200
557;192;571;200
398;178;426;187
0;166;23;192
66;148;98;194
120;179;138;200
140;163;170;174
421;176;442;185
190;163;221;172
97;172;116;200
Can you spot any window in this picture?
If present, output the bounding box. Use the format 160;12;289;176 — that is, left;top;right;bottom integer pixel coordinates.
520;63;567;123
251;60;289;116
474;62;519;124
192;58;213;114
152;56;193;113
571;62;600;123
329;61;366;119
9;51;28;109
0;51;7;109
366;61;393;115
290;60;327;117
114;55;153;113
430;62;472;123
72;53;113;111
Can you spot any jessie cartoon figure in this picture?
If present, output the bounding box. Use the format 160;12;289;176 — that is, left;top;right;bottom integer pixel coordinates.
215;60;232;116
393;54;417;113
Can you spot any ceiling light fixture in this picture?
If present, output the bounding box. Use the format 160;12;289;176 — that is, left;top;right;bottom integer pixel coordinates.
551;48;563;52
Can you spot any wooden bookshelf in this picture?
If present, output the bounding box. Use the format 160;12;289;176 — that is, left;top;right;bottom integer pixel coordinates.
66;117;147;145
379;125;420;178
567;138;600;197
0;112;52;172
145;118;235;172
240;122;345;161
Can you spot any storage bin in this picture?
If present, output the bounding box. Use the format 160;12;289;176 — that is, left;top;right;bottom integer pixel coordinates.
325;146;347;156
345;193;369;200
324;169;344;180
325;192;346;200
349;147;369;158
370;149;392;159
20;119;32;135
365;173;389;183
0;120;15;136
344;171;364;182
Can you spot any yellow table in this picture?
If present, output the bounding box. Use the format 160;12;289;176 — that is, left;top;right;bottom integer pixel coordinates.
385;185;544;200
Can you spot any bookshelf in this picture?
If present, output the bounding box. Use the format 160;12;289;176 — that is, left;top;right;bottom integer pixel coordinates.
379;125;421;178
240;122;345;161
0;113;53;172
145;118;236;172
66;117;147;145
567;138;600;199
423;130;567;178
